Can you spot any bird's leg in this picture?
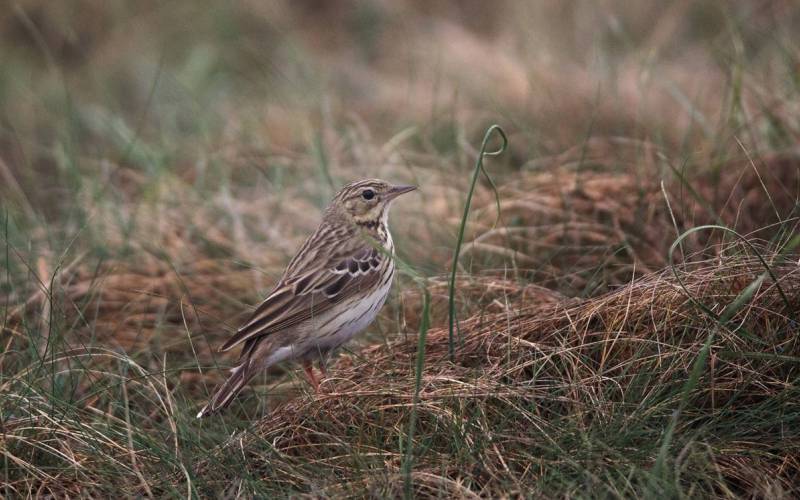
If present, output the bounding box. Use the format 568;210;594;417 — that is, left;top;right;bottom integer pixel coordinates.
318;358;328;380
302;360;319;393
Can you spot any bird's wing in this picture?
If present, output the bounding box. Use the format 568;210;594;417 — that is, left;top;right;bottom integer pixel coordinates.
219;232;388;352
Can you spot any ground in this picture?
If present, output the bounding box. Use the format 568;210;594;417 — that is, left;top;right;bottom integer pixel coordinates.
1;1;800;497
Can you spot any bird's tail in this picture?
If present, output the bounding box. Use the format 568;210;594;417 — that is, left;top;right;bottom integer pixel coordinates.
196;362;255;418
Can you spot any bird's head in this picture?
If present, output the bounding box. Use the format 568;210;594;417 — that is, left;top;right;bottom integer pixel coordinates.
329;178;416;227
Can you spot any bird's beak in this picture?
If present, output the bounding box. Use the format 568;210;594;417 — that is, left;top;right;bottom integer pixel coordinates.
385;184;417;200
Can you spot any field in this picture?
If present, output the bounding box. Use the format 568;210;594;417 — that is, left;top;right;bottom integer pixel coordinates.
2;1;800;497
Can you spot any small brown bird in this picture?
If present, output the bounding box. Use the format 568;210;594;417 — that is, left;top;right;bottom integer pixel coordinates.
197;179;416;418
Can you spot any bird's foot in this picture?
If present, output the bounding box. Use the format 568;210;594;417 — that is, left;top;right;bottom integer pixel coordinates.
302;360;320;393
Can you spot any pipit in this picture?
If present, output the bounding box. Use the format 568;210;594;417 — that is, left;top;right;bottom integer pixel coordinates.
197;178;416;418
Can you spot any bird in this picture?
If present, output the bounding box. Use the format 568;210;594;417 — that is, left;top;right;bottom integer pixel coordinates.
197;178;416;418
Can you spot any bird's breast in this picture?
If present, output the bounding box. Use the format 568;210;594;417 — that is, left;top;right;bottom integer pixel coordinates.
304;262;394;352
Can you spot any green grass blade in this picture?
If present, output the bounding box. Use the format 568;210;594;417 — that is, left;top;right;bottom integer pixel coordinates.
402;285;431;499
447;125;507;361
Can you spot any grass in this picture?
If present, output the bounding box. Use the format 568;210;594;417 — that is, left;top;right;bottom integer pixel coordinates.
2;1;800;497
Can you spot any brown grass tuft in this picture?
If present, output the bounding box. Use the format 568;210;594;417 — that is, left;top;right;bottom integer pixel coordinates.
193;249;800;496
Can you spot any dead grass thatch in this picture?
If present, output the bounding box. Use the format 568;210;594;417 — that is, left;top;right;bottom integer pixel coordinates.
191;248;800;497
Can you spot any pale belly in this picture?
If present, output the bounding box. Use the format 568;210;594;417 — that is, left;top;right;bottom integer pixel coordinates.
297;268;394;357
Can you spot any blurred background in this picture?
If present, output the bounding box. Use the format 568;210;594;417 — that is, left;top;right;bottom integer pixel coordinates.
1;1;800;496
3;0;798;288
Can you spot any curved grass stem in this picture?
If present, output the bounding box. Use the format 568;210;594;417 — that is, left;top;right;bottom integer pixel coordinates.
447;125;508;362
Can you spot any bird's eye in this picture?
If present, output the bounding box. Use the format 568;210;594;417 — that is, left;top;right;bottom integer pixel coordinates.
361;189;375;200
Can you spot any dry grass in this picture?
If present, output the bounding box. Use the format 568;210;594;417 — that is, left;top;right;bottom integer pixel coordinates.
466;144;800;294
190;250;800;497
2;0;800;497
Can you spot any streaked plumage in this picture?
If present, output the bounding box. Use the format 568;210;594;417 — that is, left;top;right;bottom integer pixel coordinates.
197;179;415;418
